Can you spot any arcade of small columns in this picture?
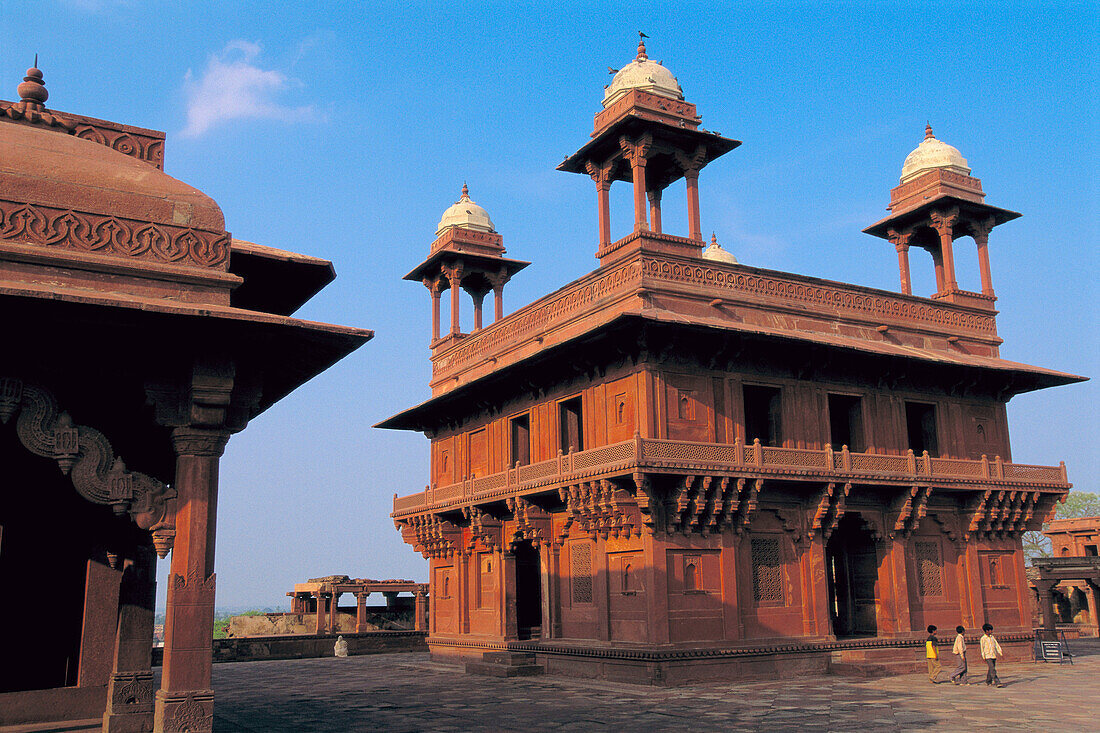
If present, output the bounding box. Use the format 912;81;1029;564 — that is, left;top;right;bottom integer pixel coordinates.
585;136;710;249
887;207;997;298
288;584;428;634
423;266;512;341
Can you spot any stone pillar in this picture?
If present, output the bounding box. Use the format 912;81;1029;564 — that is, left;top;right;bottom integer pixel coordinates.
685;170;702;242
547;544;562;639
887;536;912;635
489;271;510;323
808;536;832;638
972;218;996;296
457;551;470;634
356;592;369;633
470;289;486;332
423;277;443;342
647;188;663;235
154;427;229;733
414;590;427;632
104;546;156;733
329;592;340;634
631;157;648;232
930;209;959;292
502;549;519;640
587;162;612;250
1037;579;1059;635
315;593;326;635
889;230;913;296
931;249;946;292
445;265;463;336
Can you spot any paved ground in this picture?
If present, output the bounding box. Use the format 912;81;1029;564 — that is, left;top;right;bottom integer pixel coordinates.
208;640;1100;732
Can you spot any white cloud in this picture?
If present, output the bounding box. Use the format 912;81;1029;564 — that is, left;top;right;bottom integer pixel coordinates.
181;41;320;138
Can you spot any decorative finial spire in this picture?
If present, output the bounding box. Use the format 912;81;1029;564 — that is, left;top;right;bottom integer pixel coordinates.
711;232;718;246
637;31;649;61
924;122;935;140
17;58;48;109
461;182;469;199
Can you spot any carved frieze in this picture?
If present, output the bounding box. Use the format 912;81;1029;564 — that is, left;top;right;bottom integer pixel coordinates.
0;198;229;269
3;378;177;556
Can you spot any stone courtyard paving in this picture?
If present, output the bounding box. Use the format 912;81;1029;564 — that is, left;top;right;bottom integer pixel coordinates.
207;640;1100;733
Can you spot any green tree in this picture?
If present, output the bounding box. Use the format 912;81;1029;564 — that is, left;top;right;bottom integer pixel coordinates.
1023;490;1100;562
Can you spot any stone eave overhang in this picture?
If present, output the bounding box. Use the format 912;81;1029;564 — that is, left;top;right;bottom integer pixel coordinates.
375;310;1083;433
229;238;336;316
402;249;529;283
864;194;1021;239
558;115;739;180
0;282;371;416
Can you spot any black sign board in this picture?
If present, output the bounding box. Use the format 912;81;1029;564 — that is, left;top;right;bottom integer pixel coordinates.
1040;641;1064;662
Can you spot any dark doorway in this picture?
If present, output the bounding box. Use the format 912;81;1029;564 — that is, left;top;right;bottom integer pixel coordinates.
513;540;542;640
826;514;879;637
905;401;938;457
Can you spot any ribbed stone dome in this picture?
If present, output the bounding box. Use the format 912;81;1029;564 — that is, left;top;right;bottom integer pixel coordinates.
602;37;683;108
900;125;971;183
435;184;495;236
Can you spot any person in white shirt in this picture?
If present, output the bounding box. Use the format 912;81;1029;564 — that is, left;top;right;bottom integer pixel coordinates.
950;625;968;684
980;623;1005;687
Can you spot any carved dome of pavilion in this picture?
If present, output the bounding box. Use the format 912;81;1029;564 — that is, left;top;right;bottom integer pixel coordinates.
435;183;495;236
900;124;971;183
603;36;684;108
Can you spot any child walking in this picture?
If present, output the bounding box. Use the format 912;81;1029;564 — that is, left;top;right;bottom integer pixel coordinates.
980;623;1005;687
925;625;942;683
950;625;968;684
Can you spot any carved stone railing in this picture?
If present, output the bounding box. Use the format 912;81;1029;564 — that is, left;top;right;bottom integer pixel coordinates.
391;437;1069;518
429;248;1002;388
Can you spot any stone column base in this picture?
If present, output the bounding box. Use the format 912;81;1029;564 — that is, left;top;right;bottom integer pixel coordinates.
104;671;155;733
153;688;214;733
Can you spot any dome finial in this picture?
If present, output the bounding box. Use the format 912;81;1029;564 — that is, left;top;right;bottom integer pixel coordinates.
17;57;48;109
461;181;469;200
711;232;718;246
924;122;935;140
636;31;649;61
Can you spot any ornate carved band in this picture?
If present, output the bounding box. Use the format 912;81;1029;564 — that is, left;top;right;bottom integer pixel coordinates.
0;198;229;269
0;377;177;557
171;427;230;457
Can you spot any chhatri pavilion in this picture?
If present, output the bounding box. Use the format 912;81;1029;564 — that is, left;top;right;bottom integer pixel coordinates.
380;37;1085;682
0;66;370;730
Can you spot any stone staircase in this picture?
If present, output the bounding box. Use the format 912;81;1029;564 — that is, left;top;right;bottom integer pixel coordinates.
465;650;543;677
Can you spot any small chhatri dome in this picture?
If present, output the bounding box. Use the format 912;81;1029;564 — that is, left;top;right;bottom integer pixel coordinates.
435;183;495;236
17;58;48;108
900;124;971;183
603;33;684;108
702;233;737;264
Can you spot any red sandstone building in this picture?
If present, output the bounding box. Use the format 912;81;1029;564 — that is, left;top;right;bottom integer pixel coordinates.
381;38;1085;682
0;67;370;730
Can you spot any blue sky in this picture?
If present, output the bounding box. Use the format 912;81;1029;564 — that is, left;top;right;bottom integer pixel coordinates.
2;1;1096;609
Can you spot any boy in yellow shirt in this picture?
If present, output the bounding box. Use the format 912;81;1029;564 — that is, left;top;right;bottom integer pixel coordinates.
925;624;942;683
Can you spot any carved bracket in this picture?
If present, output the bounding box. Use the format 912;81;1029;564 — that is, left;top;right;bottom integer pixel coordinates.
2;378;177;557
891;485;932;539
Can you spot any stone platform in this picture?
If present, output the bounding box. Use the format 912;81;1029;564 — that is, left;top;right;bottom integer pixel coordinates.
5;641;1097;732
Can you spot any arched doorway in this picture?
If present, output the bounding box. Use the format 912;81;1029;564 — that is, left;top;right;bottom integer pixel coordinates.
513;540;542;640
826;513;879;637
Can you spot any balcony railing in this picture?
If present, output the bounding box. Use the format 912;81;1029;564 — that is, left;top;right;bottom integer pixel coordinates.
392;437;1069;517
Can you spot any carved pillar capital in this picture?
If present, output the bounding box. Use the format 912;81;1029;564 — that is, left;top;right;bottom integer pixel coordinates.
969;216;996;244
171;427;230;458
887;228;912;251
928;207;960;236
585;160;613;191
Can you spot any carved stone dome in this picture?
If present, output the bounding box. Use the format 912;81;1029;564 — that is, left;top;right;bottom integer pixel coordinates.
435;183;495;236
900;125;971;183
603;37;683;108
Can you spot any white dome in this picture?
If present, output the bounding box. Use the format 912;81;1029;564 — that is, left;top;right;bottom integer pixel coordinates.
900;125;971;183
603;38;683;108
435;184;495;236
702;235;737;264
